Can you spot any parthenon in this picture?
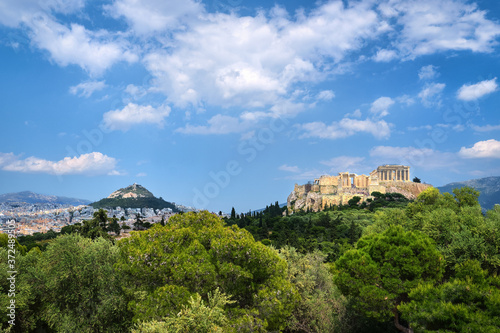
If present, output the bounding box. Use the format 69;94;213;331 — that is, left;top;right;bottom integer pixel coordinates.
371;165;410;182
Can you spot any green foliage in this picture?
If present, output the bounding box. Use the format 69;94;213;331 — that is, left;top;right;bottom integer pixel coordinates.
117;211;299;331
367;192;410;211
452;186;481;208
0;234;130;331
279;247;349;333
132;288;234;333
413;177;421;183
335;226;444;330
0;247;41;331
399;260;500;332
91;196;179;211
0;233;27;255
33;234;131;332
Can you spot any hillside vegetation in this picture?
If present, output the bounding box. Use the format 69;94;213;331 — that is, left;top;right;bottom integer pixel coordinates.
1;187;499;332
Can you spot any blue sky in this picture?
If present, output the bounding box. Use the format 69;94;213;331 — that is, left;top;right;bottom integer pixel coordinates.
1;0;500;213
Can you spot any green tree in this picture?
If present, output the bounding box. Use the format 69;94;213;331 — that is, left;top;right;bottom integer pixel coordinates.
230;207;236;219
80;208;110;239
412;177;421;183
348;196;362;208
399;260;500;332
279;247;348;333
30;234;131;332
132;288;234;333
109;216;121;235
452;186;480;208
117;211;299;332
134;213;145;230
335;226;444;333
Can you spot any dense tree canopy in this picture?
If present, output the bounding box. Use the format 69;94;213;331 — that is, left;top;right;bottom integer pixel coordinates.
2;186;498;333
335;226;444;333
117;211;299;332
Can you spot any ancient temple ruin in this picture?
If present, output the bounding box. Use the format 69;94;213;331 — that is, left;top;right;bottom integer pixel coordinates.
288;165;429;212
299;165;410;197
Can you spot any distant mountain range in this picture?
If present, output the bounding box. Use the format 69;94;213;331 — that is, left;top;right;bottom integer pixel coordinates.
90;184;179;211
0;191;91;206
437;176;500;210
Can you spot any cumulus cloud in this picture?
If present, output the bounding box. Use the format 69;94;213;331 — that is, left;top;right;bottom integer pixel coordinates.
320;156;365;172
317;90;335;101
457;78;498;101
388;0;500;58
373;49;398;62
176;114;249;135
300;117;391;140
370;96;395;117
143;1;385;110
106;0;203;35
29;17;138;75
370;145;457;169
471;124;500;132
459;139;500;158
418;82;446;107
0;152;119;175
0;0;85;27
418;65;439;80
103;103;171;131
279;164;300;173
69;80;107;97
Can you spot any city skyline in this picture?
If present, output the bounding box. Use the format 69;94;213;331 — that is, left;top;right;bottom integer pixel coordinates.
1;0;500;212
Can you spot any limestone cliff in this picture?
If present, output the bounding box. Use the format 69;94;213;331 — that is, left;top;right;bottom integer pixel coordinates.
288;181;432;213
382;182;432;200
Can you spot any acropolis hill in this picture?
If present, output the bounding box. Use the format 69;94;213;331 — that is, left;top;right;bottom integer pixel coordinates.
287;165;432;212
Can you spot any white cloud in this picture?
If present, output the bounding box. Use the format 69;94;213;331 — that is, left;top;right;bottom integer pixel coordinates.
320;156;365;172
106;0;203;35
0;0;85;27
317;90;335;101
370;145;457;169
370;96;394;117
396;94;415;106
418;82;445;107
279;164;300;173
176;114;248;135
389;0;500;58
457;78;498;101
0;152;119;175
103;103;171;131
136;172;147;177
281;168;326;181
300;117;391;140
459;139;500;158
29;16;138;75
143;1;385;110
418;65;439;80
407;125;432;131
471;124;500;132
345;109;362;118
69;80;107;97
373;49;398;62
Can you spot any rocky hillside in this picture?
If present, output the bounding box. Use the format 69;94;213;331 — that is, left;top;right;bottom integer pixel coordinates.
437;176;500;210
107;183;154;199
91;184;179;211
383;182;432;200
0;191;90;206
288;182;432;213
